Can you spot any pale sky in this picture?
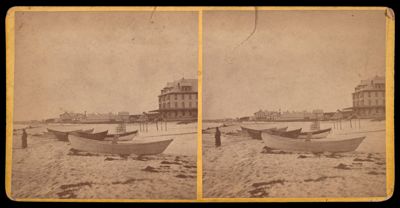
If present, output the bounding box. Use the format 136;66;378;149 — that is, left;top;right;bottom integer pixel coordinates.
203;10;386;119
13;11;198;121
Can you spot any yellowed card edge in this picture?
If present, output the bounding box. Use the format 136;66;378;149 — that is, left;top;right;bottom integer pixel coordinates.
5;6;395;203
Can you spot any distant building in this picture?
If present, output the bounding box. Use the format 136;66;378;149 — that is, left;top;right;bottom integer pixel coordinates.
254;110;280;120
352;76;385;118
158;78;198;121
59;112;85;122
275;109;324;121
83;112;117;123
117;111;130;122
129;114;142;122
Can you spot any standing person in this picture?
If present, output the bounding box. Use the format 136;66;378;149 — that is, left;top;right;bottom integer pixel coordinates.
21;128;28;148
215;127;221;147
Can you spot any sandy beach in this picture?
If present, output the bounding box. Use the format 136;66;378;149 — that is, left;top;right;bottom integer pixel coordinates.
202;120;386;198
10;122;197;199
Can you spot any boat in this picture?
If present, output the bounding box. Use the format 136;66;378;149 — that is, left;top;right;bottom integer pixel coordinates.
270;128;302;139
104;130;139;141
47;128;94;141
276;127;288;132
261;132;365;153
298;128;332;139
68;135;174;155
241;126;277;140
70;130;109;141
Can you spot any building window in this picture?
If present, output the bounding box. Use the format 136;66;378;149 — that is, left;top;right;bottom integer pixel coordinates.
189;102;192;108
168;103;170;109
189;94;192;99
368;92;370;97
375;92;378;97
183;111;185;116
167;95;170;100
376;100;378;106
182;102;185;108
368;100;371;106
175;102;177;108
175;94;177;100
182;94;184;99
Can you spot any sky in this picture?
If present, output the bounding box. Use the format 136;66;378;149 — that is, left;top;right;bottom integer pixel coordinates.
203;10;387;119
13;11;198;121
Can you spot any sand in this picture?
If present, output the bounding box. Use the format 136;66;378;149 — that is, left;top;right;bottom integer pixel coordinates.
202;120;387;198
10;123;197;199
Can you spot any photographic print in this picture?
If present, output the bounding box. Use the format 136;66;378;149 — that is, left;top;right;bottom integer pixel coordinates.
7;8;198;200
5;6;394;203
202;9;393;199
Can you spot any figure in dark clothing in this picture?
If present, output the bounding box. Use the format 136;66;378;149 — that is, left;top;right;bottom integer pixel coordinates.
21;129;28;149
215;127;221;147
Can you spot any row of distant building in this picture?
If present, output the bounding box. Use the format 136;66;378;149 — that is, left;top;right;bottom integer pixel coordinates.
46;78;198;123
252;76;386;121
46;76;384;123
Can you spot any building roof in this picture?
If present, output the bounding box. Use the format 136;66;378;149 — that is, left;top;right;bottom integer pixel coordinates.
161;78;198;95
358;76;385;86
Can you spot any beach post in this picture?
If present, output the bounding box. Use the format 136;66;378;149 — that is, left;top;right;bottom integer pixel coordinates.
156;120;159;131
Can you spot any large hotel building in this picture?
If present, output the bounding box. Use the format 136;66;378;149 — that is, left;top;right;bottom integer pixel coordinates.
352;76;385;118
158;78;198;121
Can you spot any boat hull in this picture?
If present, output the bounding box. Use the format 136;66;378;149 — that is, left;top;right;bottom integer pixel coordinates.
270;128;302;138
47;128;94;141
68;135;173;155
104;130;138;141
241;126;277;140
298;128;332;139
70;130;109;141
261;132;365;153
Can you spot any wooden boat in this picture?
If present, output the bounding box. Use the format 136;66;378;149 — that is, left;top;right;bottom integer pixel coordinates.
68;135;173;155
104;130;138;141
261;132;365;153
276;127;288;132
47;128;94;141
241;126;277;140
298;128;332;139
70;130;109;141
270;128;302;139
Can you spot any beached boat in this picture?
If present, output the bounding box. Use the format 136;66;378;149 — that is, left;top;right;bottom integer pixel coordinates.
104;130;138;141
270;128;302;139
47;128;94;141
70;130;109;141
261;132;365;153
298;128;332;139
68;135;173;155
241;126;277;140
276;126;288;132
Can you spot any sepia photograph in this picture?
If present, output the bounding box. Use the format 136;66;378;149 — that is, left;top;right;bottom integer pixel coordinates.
8;9;198;200
5;6;394;203
202;9;392;198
